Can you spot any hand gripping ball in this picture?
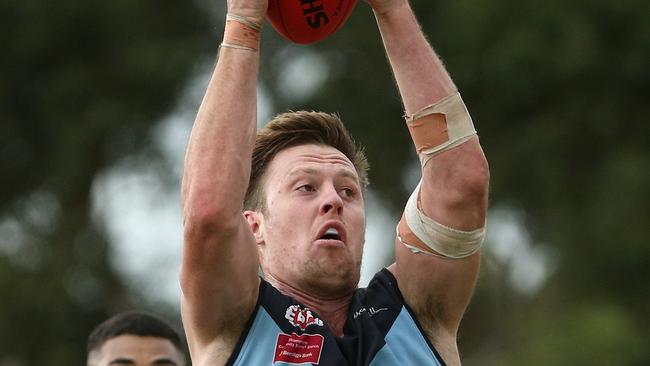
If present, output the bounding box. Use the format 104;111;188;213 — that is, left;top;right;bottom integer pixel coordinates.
267;0;357;44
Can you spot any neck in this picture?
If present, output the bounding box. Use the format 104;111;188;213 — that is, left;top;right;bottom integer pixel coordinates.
266;274;354;337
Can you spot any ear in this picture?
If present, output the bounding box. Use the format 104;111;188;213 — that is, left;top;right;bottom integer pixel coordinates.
244;210;265;245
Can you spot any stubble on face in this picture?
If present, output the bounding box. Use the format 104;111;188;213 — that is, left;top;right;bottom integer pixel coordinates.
303;250;362;290
257;144;366;295
260;207;363;293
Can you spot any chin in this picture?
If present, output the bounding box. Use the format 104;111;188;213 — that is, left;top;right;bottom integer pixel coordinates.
304;258;361;291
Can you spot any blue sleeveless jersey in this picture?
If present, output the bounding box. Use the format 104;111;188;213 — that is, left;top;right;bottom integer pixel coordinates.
226;268;446;366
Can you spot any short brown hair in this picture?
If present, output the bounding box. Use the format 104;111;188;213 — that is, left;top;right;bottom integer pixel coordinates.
244;111;369;211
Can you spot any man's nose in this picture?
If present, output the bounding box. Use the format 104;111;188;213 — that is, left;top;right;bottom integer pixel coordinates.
320;186;343;216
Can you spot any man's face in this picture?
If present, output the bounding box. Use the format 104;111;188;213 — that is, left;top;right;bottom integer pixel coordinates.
89;335;185;366
249;144;366;295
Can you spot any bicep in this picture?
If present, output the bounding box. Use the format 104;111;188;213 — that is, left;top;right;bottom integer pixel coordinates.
180;214;260;351
393;138;488;332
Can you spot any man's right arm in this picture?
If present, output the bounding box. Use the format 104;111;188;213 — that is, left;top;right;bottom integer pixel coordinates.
179;1;267;362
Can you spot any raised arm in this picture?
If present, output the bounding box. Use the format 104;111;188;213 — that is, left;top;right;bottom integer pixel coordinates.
179;0;267;363
370;0;489;357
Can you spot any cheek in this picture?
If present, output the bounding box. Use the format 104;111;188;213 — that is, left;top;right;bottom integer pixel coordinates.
269;196;314;227
264;207;308;249
351;204;366;227
352;208;367;245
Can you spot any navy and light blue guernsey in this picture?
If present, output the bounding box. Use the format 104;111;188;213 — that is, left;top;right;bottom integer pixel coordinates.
226;268;446;366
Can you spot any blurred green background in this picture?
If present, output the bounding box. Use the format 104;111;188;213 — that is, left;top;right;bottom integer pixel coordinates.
1;0;648;364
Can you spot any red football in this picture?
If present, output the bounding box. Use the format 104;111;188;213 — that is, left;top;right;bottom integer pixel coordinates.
267;0;357;44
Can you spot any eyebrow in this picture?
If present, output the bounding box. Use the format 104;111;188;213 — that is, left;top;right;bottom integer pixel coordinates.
108;359;135;365
107;358;178;366
153;359;178;366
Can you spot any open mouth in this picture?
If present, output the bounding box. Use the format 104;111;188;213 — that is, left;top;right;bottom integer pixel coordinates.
320;227;341;241
316;223;346;246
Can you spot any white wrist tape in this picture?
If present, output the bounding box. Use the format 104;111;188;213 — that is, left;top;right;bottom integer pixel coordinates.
397;181;485;259
406;92;477;167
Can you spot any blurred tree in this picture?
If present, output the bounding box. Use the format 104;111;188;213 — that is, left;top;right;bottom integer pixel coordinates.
0;0;211;364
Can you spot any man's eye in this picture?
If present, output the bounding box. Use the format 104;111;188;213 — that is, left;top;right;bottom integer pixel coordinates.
298;185;314;192
341;188;355;197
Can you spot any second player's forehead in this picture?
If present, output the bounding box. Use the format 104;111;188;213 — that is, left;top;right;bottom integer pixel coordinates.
99;335;182;365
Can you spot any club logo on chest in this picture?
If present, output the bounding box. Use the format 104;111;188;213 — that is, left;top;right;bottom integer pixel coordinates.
285;305;324;330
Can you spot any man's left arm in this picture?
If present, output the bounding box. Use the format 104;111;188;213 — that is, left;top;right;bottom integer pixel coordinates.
370;0;489;340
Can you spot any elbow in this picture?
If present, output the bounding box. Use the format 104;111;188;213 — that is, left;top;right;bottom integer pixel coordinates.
180;201;241;295
423;146;490;218
446;139;490;206
182;197;241;246
458;153;490;203
450;154;490;212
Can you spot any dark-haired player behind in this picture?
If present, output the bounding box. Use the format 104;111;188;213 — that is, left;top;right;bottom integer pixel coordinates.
87;311;186;366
